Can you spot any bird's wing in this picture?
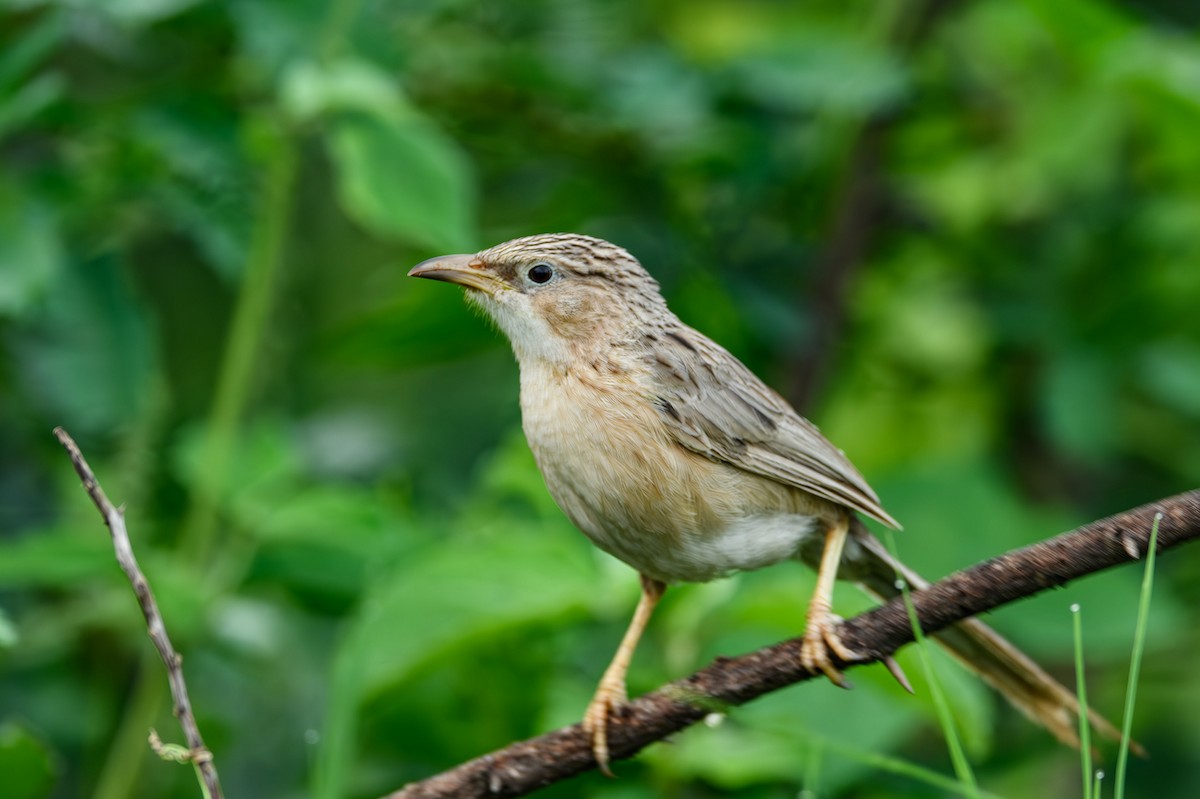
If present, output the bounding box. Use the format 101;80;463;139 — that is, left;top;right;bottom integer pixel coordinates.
646;325;901;529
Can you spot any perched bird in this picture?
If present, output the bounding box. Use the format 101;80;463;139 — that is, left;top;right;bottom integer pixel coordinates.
409;233;1121;773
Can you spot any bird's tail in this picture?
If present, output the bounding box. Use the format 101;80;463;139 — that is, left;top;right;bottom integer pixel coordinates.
847;525;1135;754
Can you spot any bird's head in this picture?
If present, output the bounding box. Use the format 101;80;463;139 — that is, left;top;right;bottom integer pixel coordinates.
408;234;670;366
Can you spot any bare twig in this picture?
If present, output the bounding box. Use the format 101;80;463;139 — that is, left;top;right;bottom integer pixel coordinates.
387;489;1200;799
54;427;223;799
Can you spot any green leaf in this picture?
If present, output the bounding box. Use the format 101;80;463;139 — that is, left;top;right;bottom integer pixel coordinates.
0;526;114;588
85;0;205;26
1140;341;1200;417
239;484;402;599
0;73;64;140
172;418;299;506
0;189;62;318
350;528;596;695
1023;0;1130;64
132;106;251;279
327;113;475;252
0;721;57;799
241;484;392;544
730;32;908;115
1003;567;1186;660
0;11;62;94
313;525;597;799
13;254;156;432
228;0;330;81
280;58;407;123
141;550;221;643
649;678;922;794
0;608;16;649
1042;351;1119;460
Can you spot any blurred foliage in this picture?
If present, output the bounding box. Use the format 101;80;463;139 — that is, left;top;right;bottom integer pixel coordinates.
2;0;1199;797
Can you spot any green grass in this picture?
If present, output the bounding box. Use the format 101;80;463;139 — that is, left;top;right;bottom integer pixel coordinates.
1070;511;1162;799
1114;512;1162;799
884;530;980;799
879;509;1164;799
797;729;1007;799
1072;602;1094;799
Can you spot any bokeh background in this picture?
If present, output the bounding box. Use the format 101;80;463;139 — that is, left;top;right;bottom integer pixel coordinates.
3;0;1200;797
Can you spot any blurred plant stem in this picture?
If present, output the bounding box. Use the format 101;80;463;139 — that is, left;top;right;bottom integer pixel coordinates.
94;651;167;799
786;0;930;410
178;127;297;564
93;131;298;799
178;0;362;567
317;0;362;61
94;0;366;787
95;0;366;786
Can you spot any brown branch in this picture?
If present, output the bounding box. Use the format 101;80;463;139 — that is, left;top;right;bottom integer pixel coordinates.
387;489;1200;799
54;427;224;799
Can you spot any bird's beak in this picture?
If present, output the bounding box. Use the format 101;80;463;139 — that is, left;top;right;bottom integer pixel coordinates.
407;254;504;295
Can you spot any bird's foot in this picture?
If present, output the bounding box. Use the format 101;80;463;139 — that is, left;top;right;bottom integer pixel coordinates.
583;677;627;776
800;610;860;688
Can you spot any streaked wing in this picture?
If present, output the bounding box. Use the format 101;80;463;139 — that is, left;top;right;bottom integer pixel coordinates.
646;324;901;529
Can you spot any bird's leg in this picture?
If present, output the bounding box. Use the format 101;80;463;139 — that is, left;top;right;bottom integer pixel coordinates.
800;516;860;687
584;573;666;776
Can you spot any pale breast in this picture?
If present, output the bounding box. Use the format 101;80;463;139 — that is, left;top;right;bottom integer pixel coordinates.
519;361;832;583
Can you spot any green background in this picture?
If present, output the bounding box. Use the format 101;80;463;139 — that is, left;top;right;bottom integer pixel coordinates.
2;0;1199;797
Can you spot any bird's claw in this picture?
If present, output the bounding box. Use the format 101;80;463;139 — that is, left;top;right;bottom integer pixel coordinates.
583;678;627;776
800;611;860;688
883;654;915;694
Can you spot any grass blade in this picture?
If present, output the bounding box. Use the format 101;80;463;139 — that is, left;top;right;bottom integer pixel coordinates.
795;729;1005;799
1071;602;1092;799
884;531;980;798
1114;512;1161;799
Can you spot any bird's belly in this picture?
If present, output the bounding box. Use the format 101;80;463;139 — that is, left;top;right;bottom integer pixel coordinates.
650;513;824;583
520;366;827;583
549;467;824;582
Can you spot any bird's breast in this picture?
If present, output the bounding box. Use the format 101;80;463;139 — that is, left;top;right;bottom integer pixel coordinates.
518;361;826;583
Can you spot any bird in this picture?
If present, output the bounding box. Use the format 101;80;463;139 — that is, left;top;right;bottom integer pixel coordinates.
409;233;1123;773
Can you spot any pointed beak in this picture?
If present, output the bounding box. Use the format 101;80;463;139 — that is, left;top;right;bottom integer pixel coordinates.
408;254;504;295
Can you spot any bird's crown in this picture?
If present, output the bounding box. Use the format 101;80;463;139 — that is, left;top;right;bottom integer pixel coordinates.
479;233;661;294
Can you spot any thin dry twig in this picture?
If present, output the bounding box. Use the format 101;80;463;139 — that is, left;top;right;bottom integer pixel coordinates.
54;427;223;799
387;489;1200;799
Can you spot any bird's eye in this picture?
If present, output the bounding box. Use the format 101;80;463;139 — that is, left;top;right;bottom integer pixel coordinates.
527;263;554;284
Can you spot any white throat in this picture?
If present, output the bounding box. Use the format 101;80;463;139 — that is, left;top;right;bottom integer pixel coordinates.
470;290;571;367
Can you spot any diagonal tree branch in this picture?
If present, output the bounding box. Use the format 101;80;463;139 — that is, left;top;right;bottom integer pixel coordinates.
54;427;224;799
387;489;1200;799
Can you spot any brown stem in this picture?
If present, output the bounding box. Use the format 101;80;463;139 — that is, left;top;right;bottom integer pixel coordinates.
54;427;224;799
